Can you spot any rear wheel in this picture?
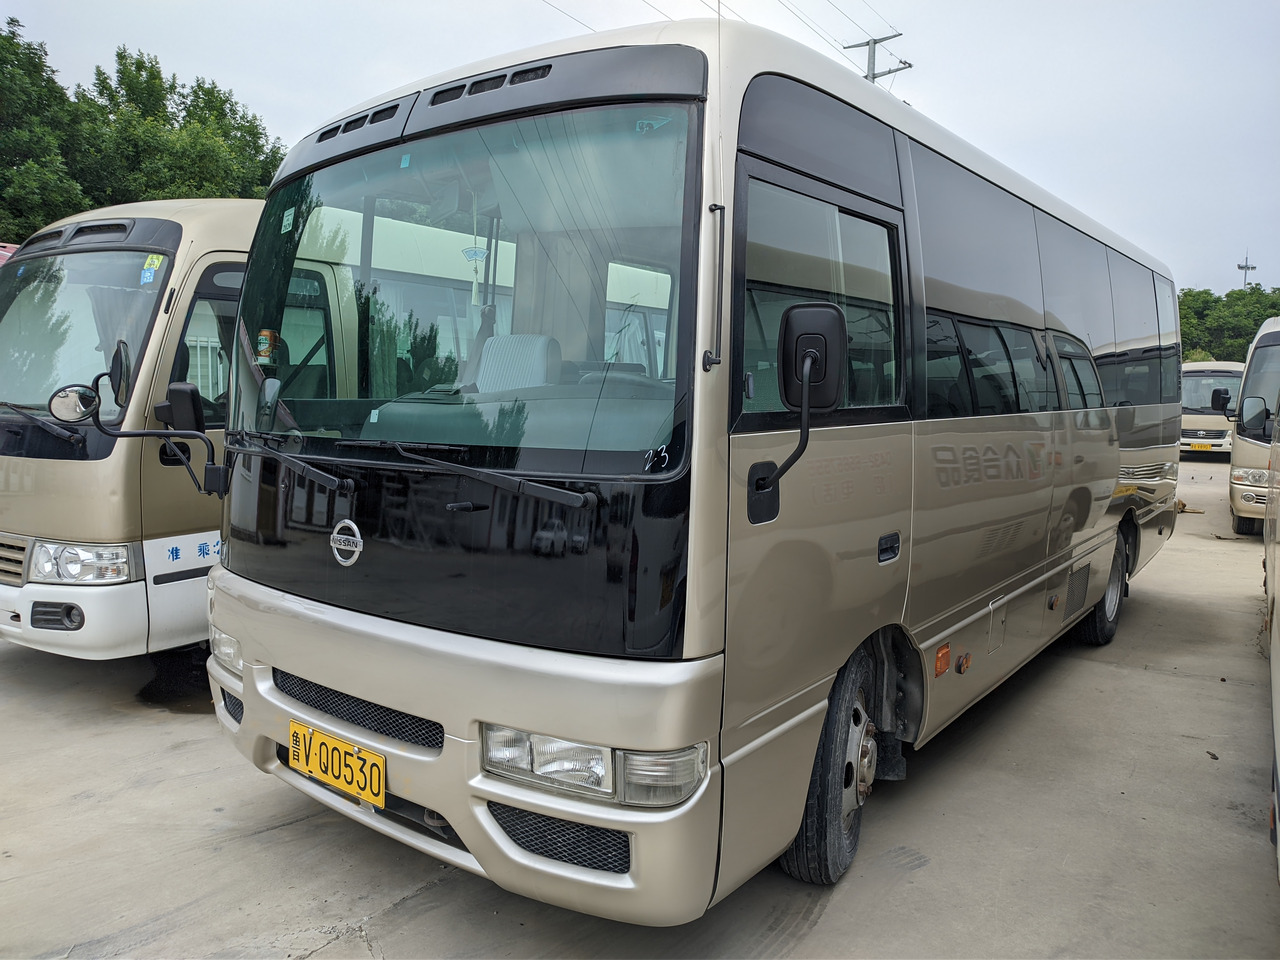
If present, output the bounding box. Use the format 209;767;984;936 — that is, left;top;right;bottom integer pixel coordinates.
778;646;878;884
1077;534;1127;646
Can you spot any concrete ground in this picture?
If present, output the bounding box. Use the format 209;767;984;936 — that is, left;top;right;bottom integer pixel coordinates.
1;459;1277;958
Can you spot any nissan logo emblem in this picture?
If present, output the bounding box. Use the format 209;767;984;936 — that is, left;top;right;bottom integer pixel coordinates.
330;519;364;567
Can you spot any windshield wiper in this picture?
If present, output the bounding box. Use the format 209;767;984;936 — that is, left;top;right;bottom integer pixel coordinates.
1;402;85;446
334;439;596;510
226;430;354;494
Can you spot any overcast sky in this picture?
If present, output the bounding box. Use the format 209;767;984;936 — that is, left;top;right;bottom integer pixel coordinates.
8;0;1278;294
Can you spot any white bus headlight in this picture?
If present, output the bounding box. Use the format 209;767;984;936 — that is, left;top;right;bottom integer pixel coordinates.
29;541;131;584
210;627;243;674
482;723;707;806
1232;468;1270;486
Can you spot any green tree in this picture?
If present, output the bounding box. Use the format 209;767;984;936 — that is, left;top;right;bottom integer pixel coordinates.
0;20;284;239
1178;286;1280;362
0;18;85;239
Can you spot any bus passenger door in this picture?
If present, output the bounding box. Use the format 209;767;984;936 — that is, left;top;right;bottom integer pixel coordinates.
138;255;244;652
717;168;914;893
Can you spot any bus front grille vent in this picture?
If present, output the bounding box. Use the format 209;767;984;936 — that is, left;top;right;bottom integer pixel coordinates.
0;533;27;587
1064;564;1090;619
272;669;444;750
221;689;244;723
488;802;631;874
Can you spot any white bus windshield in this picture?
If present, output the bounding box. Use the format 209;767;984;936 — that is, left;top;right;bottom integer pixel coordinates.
0;251;171;417
232;102;694;478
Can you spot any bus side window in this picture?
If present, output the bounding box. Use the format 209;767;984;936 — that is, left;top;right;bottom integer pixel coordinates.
924;313;973;418
1053;334;1105;410
176;263;244;429
739;179;898;417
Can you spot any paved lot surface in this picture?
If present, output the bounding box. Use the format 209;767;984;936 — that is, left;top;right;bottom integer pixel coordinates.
2;458;1278;958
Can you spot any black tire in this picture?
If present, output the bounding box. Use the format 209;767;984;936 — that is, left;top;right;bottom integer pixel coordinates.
778;646;877;884
1233;513;1258;536
1077;534;1127;646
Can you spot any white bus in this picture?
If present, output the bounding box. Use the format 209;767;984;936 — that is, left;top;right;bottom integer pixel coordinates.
0;199;260;660
1180;359;1242;455
1218;317;1280;534
202;21;1178;924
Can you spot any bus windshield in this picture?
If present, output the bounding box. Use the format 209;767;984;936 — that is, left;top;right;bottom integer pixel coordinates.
231;102;695;478
0;250;171;418
1242;344;1280;418
1182;370;1241;414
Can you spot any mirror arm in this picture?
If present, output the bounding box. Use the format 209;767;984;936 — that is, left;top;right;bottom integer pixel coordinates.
85;373;225;497
757;351;816;492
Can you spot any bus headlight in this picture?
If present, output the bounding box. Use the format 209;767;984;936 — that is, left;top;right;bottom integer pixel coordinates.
482;723;707;806
29;541;132;584
210;627;243;674
1231;468;1270;486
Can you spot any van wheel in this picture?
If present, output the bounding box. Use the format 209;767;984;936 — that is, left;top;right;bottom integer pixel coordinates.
778;646;877;884
1078;535;1126;646
1233;513;1258;535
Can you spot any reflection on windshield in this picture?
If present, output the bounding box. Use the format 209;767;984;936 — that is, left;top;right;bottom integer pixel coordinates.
0;251;170;415
1243;346;1280;415
232;102;693;479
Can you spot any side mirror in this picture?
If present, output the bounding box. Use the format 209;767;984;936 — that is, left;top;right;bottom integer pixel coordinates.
154;382;206;433
108;340;132;408
778;303;848;413
1211;387;1229;413
49;385;100;424
1240;395;1270;438
750;303;847;515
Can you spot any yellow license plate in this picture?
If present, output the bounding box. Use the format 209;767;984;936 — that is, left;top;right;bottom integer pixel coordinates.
288;720;386;807
1189;443;1212;451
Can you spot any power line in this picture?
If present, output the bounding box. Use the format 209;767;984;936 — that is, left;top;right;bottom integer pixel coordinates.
774;0;862;68
538;0;595;32
640;0;673;19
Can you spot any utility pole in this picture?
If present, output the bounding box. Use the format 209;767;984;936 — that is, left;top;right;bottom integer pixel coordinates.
1238;251;1257;288
844;33;912;83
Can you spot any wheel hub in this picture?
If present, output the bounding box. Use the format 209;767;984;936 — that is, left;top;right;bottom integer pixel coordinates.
842;698;878;824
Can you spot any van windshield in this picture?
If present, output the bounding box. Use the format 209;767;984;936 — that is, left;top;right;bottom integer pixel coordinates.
231;101;695;479
0;250;171;417
1242;344;1280;418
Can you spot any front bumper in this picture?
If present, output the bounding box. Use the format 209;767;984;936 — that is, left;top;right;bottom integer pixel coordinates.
0;579;149;658
1229;481;1267;520
206;567;724;926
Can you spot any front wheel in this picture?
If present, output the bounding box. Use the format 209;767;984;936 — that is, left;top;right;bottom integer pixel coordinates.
778;646;878;884
1233;512;1259;536
1077;534;1127;646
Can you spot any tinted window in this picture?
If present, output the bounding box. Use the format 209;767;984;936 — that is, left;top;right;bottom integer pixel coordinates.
910;143;1043;328
177;263;243;429
1105;249;1160;406
1153;274;1180;403
925;313;973;418
1035;210;1115;357
955;320;1051;415
1054;334;1105;410
739;75;900;207
739;179;899;420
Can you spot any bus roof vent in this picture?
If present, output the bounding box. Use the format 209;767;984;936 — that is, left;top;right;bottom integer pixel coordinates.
430;84;465;106
369;104;398;124
317;125;340;143
468;75;506;96
510;64;551;85
67;222;128;245
341;114;368;133
21;229;64;252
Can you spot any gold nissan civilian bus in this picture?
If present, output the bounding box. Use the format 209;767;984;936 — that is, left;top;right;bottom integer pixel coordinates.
0;199;261;658
203;21;1179;924
1218;317;1280;534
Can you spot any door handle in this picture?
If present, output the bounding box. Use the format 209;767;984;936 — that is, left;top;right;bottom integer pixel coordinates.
878;532;900;563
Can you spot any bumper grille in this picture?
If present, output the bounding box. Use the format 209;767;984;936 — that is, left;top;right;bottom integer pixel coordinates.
488;801;631;874
272;669;444;750
0;533;27;587
1181;429;1227;440
222;689;245;723
1118;463;1167;482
